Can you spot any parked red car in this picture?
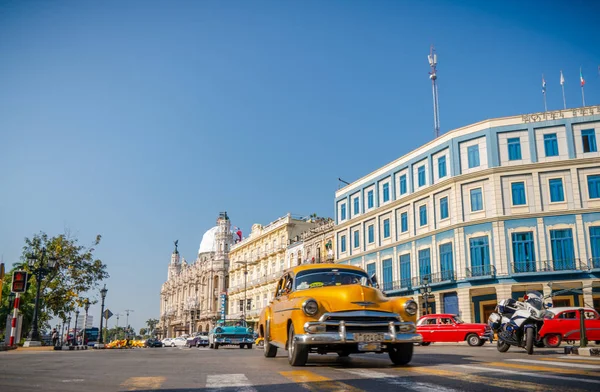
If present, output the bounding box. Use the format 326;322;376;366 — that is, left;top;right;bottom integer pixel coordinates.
416;314;493;346
538;307;600;347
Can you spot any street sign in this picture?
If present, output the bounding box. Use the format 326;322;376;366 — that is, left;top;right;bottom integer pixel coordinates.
103;309;113;320
220;293;227;321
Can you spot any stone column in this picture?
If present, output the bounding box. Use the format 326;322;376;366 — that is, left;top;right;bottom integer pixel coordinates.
457;287;473;323
543;284;553;307
434;292;443;314
582;282;594;308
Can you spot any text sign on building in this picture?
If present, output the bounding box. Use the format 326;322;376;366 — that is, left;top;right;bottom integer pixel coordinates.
220;293;227;321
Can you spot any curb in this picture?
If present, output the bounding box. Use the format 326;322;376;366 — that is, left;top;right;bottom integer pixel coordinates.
564;346;600;356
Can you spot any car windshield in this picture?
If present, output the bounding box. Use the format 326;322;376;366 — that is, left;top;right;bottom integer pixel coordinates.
217;320;247;328
452;316;464;324
294;269;371;290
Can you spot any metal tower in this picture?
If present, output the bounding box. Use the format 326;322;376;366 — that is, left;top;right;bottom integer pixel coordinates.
428;45;440;138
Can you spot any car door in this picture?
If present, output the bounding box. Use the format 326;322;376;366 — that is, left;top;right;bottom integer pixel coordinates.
421;317;438;341
436;317;456;342
556;311;579;339
270;275;290;343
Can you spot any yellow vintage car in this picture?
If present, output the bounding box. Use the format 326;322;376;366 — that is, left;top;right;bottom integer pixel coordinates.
258;263;421;366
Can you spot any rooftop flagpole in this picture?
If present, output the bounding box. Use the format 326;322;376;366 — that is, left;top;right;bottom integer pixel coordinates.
580;67;586;107
560;70;566;109
542;74;547;112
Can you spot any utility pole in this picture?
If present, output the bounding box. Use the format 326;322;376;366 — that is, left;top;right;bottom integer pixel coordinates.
114;313;122;328
124;309;134;329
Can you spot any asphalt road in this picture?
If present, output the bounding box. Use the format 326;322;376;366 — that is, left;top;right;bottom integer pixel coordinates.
1;343;600;392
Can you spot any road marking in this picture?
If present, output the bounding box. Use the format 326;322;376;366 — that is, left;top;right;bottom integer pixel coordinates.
400;367;553;391
206;374;256;392
337;368;459;392
487;361;599;376
506;358;600;370
120;377;166;391
61;379;84;383
559;355;600;361
457;365;600;385
280;370;363;391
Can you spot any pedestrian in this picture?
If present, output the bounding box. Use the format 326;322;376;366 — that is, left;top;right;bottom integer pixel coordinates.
51;329;58;347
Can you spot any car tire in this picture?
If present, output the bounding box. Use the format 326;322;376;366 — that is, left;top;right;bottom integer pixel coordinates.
543;334;562;348
287;324;309;366
419;342;431;346
171;343;175;347
263;322;277;358
239;344;245;349
337;351;350;357
466;334;482;347
476;339;486;347
497;339;510;352
388;343;413;366
214;343;219;350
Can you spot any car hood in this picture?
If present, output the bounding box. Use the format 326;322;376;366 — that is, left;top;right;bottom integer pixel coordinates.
293;284;391;312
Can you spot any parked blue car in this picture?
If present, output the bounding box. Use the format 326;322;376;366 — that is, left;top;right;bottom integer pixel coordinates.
208;319;254;349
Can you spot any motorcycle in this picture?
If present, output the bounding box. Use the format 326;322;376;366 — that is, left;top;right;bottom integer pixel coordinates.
487;290;552;355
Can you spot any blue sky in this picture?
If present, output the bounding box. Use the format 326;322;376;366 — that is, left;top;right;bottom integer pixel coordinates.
1;0;598;331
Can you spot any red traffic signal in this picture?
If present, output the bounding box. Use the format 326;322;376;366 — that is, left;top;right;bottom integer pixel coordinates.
11;270;28;293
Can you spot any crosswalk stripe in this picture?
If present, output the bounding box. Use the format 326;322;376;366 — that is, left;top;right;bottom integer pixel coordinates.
507;358;600;370
559;355;600;362
547;357;600;365
337;368;460;392
206;374;256;391
487;361;599;377
280;370;363;391
120;376;166;391
400;367;556;391
457;364;600;385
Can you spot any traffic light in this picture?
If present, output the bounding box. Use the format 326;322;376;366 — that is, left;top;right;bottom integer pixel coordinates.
11;270;28;293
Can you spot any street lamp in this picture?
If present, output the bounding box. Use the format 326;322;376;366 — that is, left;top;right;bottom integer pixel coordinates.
66;314;72;346
99;284;108;345
83;299;90;346
73;309;80;346
419;276;432;316
25;248;58;345
236;260;257;321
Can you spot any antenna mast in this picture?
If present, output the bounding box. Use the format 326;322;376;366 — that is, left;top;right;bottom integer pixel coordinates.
428;45;440;138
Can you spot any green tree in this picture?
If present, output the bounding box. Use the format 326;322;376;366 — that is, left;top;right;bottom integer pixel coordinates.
139;327;147;337
0;231;109;334
146;318;159;335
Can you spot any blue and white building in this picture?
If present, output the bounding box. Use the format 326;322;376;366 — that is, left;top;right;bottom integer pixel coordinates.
334;106;600;323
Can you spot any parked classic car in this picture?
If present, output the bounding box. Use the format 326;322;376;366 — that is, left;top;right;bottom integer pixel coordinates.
538;307;600;347
144;338;163;348
416;314;493;346
208;320;254;349
258;263;421;366
186;333;209;348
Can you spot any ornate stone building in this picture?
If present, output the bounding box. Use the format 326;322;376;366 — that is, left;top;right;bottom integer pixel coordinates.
159;212;235;337
299;218;335;264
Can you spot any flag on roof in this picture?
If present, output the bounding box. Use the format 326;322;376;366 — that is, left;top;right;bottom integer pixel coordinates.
542;75;546;94
580;68;585;87
560;70;565;86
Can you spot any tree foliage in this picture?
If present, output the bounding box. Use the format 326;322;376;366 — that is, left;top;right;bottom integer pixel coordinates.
146;318;159;335
1;231;109;334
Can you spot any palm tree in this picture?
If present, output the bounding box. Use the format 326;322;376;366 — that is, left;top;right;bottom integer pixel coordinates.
146;318;159;336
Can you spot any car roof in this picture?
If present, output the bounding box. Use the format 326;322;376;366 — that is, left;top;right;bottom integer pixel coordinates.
550;307;598;313
419;314;456;318
284;263;366;274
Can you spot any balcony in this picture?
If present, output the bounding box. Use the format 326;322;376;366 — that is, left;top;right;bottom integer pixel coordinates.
466;264;496;279
590;258;600;269
511;261;537;274
383;279;412;292
540;259;587;272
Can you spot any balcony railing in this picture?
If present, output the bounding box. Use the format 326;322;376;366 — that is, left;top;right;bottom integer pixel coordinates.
511;261;537;274
590;258;600;269
383;278;412;292
540;258;586;272
466;264;496;278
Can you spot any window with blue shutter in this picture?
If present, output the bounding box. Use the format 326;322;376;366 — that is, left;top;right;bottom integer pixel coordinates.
383;219;390;238
588;175;600;199
590;226;600;268
438;156;447;178
400;212;408;232
582;129;597;153
399;174;407;195
467;145;480;168
366;263;376;279
419;205;427;226
470;188;483;211
418;248;431;284
399;254;411;288
550;229;575;271
340;203;346;220
507;137;522;160
418;166;426;186
544;133;559;157
353;197;359;215
340;235;346;252
367;190;374;208
439;243;454;281
353;230;359;248
382;183;390;202
382;259;393;291
469;236;490;276
511;232;535;273
549;178;565;202
511;182;526;205
367;225;374;243
440;196;449;219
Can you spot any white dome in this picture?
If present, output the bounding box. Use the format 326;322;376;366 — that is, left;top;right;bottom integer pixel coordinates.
198;226;219;255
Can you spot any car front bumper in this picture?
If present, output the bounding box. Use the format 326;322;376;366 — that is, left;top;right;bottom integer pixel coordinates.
297;320;422;345
214;337;254;344
481;330;494;342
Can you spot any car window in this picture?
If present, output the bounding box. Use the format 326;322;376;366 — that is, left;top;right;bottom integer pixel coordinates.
439;318;453;325
426;318;438;325
559;311;577;319
585;311;598;319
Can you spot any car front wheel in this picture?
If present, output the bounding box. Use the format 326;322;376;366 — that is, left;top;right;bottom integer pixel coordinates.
466;334;482;347
288;324;309;366
388;343;413;366
263;322;277;358
543;334;562;348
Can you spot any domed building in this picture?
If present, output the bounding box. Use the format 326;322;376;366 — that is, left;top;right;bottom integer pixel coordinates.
159;212;236;337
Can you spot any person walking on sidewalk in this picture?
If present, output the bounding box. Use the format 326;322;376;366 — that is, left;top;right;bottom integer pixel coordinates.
51;329;58;347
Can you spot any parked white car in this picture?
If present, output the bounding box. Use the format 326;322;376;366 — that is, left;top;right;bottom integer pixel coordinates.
171;337;187;347
161;338;173;347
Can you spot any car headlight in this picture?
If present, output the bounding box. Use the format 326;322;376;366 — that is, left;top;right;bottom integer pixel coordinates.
302;299;319;316
404;300;418;316
215;327;223;334
247;328;253;334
